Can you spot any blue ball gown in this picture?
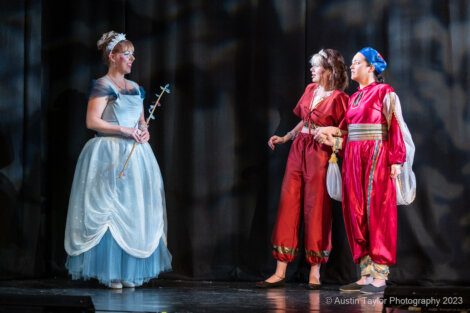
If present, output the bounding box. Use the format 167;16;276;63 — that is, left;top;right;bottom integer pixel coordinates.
64;76;172;286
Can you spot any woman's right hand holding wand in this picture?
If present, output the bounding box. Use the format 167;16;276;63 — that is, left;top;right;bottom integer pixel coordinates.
120;126;146;143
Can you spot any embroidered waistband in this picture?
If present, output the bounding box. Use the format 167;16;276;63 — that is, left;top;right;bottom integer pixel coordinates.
348;124;388;141
304;121;318;129
300;121;318;135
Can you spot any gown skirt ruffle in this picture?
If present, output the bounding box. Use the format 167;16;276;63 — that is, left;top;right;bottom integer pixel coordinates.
66;230;172;286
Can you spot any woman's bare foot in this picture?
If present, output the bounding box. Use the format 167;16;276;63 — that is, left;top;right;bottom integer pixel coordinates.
309;263;321;285
264;261;287;283
264;273;285;283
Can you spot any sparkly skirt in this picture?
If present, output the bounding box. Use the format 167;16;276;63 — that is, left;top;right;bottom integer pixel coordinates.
66;230;172;286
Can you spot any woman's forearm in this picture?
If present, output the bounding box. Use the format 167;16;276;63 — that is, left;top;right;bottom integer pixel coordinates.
86;116;130;137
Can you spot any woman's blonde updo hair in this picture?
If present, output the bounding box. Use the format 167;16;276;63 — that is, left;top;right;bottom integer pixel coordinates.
97;31;134;65
309;49;349;91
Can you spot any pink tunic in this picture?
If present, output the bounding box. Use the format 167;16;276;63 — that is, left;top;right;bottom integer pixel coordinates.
342;82;406;266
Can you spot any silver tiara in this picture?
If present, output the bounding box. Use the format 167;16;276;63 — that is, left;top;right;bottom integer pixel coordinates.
106;33;126;52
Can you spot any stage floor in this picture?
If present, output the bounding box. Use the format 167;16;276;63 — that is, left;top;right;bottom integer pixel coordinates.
0;279;409;312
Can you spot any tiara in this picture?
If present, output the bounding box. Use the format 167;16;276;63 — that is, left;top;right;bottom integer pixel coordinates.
106;33;126;52
319;49;328;59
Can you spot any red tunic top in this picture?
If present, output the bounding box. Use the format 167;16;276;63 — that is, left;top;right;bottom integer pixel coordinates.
346;82;406;164
294;83;348;131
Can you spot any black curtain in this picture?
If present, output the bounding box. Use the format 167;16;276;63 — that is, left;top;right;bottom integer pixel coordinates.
0;0;42;279
1;0;469;285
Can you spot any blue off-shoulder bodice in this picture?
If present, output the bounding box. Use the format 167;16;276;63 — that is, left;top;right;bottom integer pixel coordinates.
90;76;145;130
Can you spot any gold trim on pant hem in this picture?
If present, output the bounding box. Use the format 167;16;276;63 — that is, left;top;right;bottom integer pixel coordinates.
305;249;330;258
273;245;298;256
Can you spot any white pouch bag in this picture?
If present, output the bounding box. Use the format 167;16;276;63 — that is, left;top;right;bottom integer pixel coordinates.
326;152;342;202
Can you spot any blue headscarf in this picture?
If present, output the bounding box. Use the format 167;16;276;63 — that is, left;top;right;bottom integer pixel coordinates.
359;47;387;74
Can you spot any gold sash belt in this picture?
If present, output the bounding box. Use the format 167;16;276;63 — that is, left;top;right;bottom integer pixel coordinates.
348;124;388;141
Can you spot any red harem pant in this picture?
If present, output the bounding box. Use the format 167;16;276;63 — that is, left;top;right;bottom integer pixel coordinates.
342;139;397;266
271;133;332;264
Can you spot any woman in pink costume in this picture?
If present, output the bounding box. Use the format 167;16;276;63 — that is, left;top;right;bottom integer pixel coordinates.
315;47;415;294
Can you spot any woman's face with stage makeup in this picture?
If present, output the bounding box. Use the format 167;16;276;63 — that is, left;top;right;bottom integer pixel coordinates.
350;52;372;82
310;63;326;84
112;48;135;74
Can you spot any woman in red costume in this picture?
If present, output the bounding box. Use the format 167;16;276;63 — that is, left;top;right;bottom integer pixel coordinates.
315;47;415;294
256;49;349;289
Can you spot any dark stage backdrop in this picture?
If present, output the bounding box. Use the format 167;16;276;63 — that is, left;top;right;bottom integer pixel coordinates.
0;0;469;285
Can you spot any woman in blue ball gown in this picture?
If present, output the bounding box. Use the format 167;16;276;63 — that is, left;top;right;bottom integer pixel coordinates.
64;31;172;289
